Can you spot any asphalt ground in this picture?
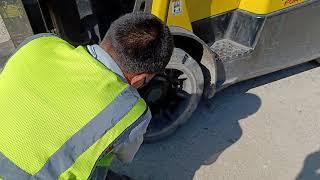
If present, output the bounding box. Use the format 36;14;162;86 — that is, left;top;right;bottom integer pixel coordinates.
112;61;320;180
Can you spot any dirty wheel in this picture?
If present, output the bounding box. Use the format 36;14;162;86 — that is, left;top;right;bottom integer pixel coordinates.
140;48;204;143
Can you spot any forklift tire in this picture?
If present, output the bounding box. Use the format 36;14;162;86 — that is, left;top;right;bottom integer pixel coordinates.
143;48;204;143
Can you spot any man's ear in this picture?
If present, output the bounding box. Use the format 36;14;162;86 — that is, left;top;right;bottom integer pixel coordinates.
130;73;148;89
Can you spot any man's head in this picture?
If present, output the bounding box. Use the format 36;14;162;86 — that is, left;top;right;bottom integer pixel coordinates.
100;12;174;88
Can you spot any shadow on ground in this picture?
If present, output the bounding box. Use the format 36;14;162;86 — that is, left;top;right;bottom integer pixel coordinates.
296;151;320;180
112;62;319;180
112;92;261;180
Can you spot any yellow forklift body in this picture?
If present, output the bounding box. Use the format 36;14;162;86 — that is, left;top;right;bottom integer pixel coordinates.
151;0;170;21
167;0;193;31
183;0;241;22
152;0;307;31
239;0;305;14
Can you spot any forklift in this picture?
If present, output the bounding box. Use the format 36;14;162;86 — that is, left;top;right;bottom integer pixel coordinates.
1;0;320;142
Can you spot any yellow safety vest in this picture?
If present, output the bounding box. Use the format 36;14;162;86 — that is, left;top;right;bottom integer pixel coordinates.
0;36;148;179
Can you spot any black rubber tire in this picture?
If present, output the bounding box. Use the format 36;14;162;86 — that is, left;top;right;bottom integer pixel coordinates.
144;48;204;143
316;59;320;64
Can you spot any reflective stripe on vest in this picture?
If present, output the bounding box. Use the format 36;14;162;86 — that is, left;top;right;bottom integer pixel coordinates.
0;86;147;179
0;36;149;179
89;108;151;180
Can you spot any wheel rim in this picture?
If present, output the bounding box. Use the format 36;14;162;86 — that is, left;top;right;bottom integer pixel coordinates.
139;67;194;139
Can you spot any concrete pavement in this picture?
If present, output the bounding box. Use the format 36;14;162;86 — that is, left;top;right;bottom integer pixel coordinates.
112;62;320;180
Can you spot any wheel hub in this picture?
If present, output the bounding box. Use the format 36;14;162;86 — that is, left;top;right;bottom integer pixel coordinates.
146;88;162;104
143;76;169;104
139;69;191;138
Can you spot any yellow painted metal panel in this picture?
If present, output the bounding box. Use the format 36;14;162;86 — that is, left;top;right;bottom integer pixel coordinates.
153;0;308;26
239;0;305;14
157;0;308;32
186;0;240;22
161;0;241;30
167;0;193;31
151;0;170;22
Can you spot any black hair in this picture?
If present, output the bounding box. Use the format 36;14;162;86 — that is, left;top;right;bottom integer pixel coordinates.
104;12;174;74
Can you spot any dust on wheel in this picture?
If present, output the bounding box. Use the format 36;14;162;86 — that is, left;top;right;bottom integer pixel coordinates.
139;48;204;143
